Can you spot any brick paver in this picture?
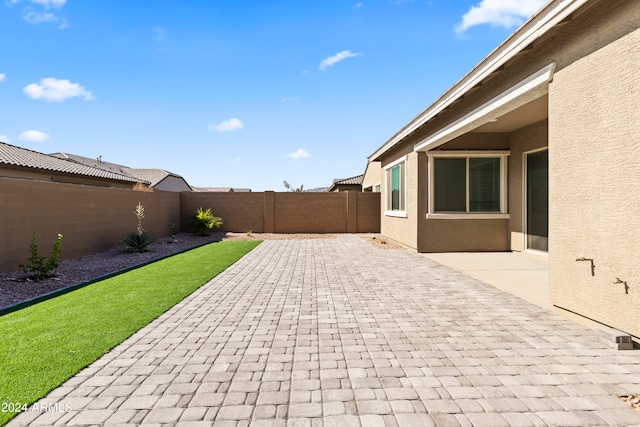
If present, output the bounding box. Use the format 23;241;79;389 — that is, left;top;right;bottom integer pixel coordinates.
8;236;640;426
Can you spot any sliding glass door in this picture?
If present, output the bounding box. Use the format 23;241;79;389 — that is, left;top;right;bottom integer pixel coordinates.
526;149;548;252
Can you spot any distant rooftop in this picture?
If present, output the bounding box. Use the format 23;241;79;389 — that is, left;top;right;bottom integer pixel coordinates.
332;174;364;186
328;174;364;192
51;152;188;188
1;142;146;184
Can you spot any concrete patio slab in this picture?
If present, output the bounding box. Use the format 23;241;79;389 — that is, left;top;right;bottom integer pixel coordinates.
422;252;550;309
8;235;640;426
421;251;608;330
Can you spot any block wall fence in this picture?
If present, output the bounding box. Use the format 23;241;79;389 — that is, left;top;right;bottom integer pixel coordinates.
0;177;380;273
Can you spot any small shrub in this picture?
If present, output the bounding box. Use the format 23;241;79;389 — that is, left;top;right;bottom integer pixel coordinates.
19;233;64;281
121;231;156;253
192;207;223;236
167;222;178;243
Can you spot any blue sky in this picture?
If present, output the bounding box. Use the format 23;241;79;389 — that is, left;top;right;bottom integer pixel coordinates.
0;0;546;191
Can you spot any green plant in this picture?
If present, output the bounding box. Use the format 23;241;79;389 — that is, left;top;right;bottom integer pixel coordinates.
192;207;223;236
120;202;156;252
283;180;304;192
121;231;156;252
247;230;253;237
19;233;64;281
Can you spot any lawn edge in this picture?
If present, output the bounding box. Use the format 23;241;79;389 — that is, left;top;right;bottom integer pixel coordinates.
0;239;252;318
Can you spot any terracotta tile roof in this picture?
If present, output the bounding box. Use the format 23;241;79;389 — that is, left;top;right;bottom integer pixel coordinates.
1;142;146;184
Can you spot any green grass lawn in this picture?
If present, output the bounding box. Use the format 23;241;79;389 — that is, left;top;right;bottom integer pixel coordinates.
0;240;261;426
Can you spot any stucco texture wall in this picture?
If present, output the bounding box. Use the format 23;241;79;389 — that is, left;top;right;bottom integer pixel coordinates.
549;18;640;336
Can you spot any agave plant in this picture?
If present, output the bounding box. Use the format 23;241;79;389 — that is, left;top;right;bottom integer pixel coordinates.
120;230;156;253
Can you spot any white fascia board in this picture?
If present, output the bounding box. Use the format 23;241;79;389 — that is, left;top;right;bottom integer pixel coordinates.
367;0;591;162
414;63;555;152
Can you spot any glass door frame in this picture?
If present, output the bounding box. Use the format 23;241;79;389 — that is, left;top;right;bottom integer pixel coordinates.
524;147;549;253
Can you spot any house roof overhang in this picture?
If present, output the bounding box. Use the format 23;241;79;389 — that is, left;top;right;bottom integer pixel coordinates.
367;0;598;162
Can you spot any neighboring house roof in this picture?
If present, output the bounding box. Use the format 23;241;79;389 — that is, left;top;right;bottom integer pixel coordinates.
51;152;133;176
123;168;190;189
368;0;593;161
328;174;364;192
0;142;145;184
51;152;189;189
333;175;364;186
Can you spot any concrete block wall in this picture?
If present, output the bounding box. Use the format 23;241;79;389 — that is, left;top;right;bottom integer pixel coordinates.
0;179;380;273
181;191;381;234
0;177;180;273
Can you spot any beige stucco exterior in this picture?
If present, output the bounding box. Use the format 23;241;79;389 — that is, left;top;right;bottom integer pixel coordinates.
548;8;640;335
362;161;381;192
369;0;640;336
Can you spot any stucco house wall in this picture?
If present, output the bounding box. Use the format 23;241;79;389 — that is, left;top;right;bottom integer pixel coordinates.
362;161;381;192
548;6;640;336
379;145;418;250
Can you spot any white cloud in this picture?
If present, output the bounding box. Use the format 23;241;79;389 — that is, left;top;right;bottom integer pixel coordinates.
0;135;10;142
456;0;546;34
23;77;94;102
19;130;50;142
288;148;310;160
209;118;244;132
29;0;66;8
0;73;6;82
6;0;66;6
319;50;361;71
23;10;58;24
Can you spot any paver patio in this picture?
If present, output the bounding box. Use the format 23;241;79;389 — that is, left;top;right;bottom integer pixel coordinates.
8;235;640;426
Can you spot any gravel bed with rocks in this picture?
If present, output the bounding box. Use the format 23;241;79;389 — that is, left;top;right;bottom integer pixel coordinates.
0;232;336;310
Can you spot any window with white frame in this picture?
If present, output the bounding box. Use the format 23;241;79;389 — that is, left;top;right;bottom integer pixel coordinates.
384;157;406;216
428;152;508;218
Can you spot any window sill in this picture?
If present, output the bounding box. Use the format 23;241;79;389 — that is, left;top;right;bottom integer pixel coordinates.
385;210;408;218
426;213;510;220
